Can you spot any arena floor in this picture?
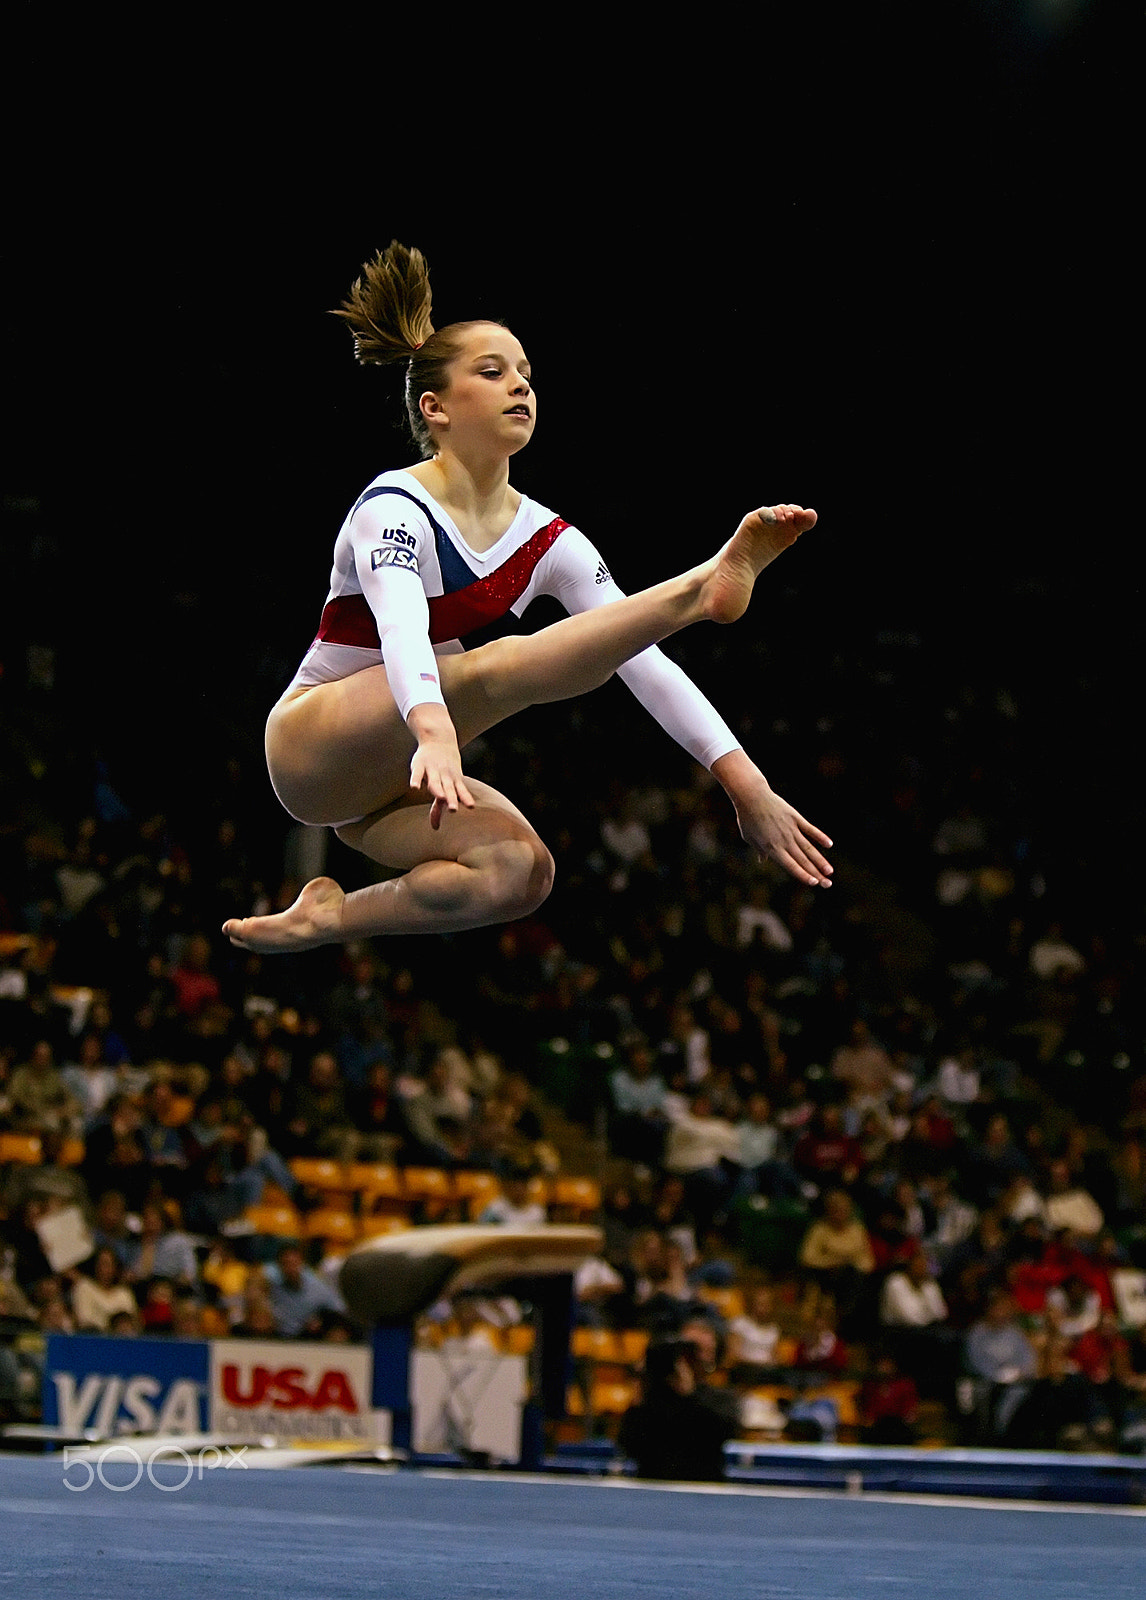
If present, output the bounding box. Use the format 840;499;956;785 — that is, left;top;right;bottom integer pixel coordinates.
2;1455;1144;1599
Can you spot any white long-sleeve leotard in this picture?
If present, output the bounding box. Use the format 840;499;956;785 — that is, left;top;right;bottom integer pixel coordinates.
288;470;740;771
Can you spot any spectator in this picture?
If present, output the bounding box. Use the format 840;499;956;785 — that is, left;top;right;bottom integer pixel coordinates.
346;1059;407;1163
72;1248;139;1332
962;1288;1038;1442
1006;1332;1107;1450
283;1050;353;1160
792;1104;864;1192
168;932;229;1032
920;1171;979;1267
662;1089;740;1232
793;1300;849;1376
879;1250;958;1394
7;1039;82;1138
264;1244;346;1339
608;1040;670;1167
89;1189;135;1270
963;1113;1032;1207
637;1239;708;1335
735;880;793;953
59;1032;119;1131
1043;1159;1105;1238
860;1350;920;1445
726;1283;783;1382
81;1097;152;1214
123;1200;199;1292
1028;922;1085;982
1045;1274;1102;1340
617;1336;736;1482
478;1170;547;1229
830;1018;896;1107
733;1092;804;1203
798;1189;874;1330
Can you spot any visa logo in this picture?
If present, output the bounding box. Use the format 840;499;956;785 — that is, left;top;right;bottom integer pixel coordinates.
51;1373;205;1435
370;546;419;572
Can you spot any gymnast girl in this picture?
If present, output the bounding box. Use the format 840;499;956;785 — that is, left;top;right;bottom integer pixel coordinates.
223;242;833;954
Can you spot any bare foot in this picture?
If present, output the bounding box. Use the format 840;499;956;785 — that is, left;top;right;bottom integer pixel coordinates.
701;504;817;623
222;876;345;953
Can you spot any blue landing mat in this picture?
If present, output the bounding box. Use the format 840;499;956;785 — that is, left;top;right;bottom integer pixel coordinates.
1;1456;1143;1599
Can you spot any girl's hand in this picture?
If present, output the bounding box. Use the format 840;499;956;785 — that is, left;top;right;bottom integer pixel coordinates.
409;736;477;830
736;782;834;887
711;750;833;888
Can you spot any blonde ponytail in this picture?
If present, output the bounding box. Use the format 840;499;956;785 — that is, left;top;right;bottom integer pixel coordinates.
330;241;435;365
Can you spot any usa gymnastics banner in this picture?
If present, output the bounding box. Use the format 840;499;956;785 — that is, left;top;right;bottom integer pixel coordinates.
209;1339;387;1444
43;1336;389;1445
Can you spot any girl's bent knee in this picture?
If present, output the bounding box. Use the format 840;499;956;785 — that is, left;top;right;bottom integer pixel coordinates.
497;837;555;918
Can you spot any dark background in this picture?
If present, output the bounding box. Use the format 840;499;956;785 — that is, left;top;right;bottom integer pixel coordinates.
1;4;1134;896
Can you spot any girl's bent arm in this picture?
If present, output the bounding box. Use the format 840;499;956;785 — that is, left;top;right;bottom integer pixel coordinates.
407;702;475;827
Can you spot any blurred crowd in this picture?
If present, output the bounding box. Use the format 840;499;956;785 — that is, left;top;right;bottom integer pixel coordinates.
1;597;1143;1458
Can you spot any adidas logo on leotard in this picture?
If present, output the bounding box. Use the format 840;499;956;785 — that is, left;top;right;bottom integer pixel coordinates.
594;562;610;585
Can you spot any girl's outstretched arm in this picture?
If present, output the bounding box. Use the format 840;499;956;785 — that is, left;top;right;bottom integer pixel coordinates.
712;748;833;887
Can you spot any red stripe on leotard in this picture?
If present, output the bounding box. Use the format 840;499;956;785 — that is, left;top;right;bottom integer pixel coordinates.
313;517;570;651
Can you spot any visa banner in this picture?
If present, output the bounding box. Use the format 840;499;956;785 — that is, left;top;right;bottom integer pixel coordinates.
43;1335;209;1435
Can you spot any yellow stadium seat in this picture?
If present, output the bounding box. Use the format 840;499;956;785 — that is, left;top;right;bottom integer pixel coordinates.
0;1133;42;1165
349;1162;403;1197
302;1209;359;1247
774;1335;800;1367
290;1157;345;1188
590;1379;640;1415
457;1174;504;1221
166;1094;196;1127
617;1329;650;1364
243;1203;303;1238
571;1327;625;1362
400;1167;453;1201
550;1176;601;1218
358;1215;412;1240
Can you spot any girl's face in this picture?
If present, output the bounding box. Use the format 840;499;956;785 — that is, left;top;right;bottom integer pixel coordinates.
424;325;535;453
